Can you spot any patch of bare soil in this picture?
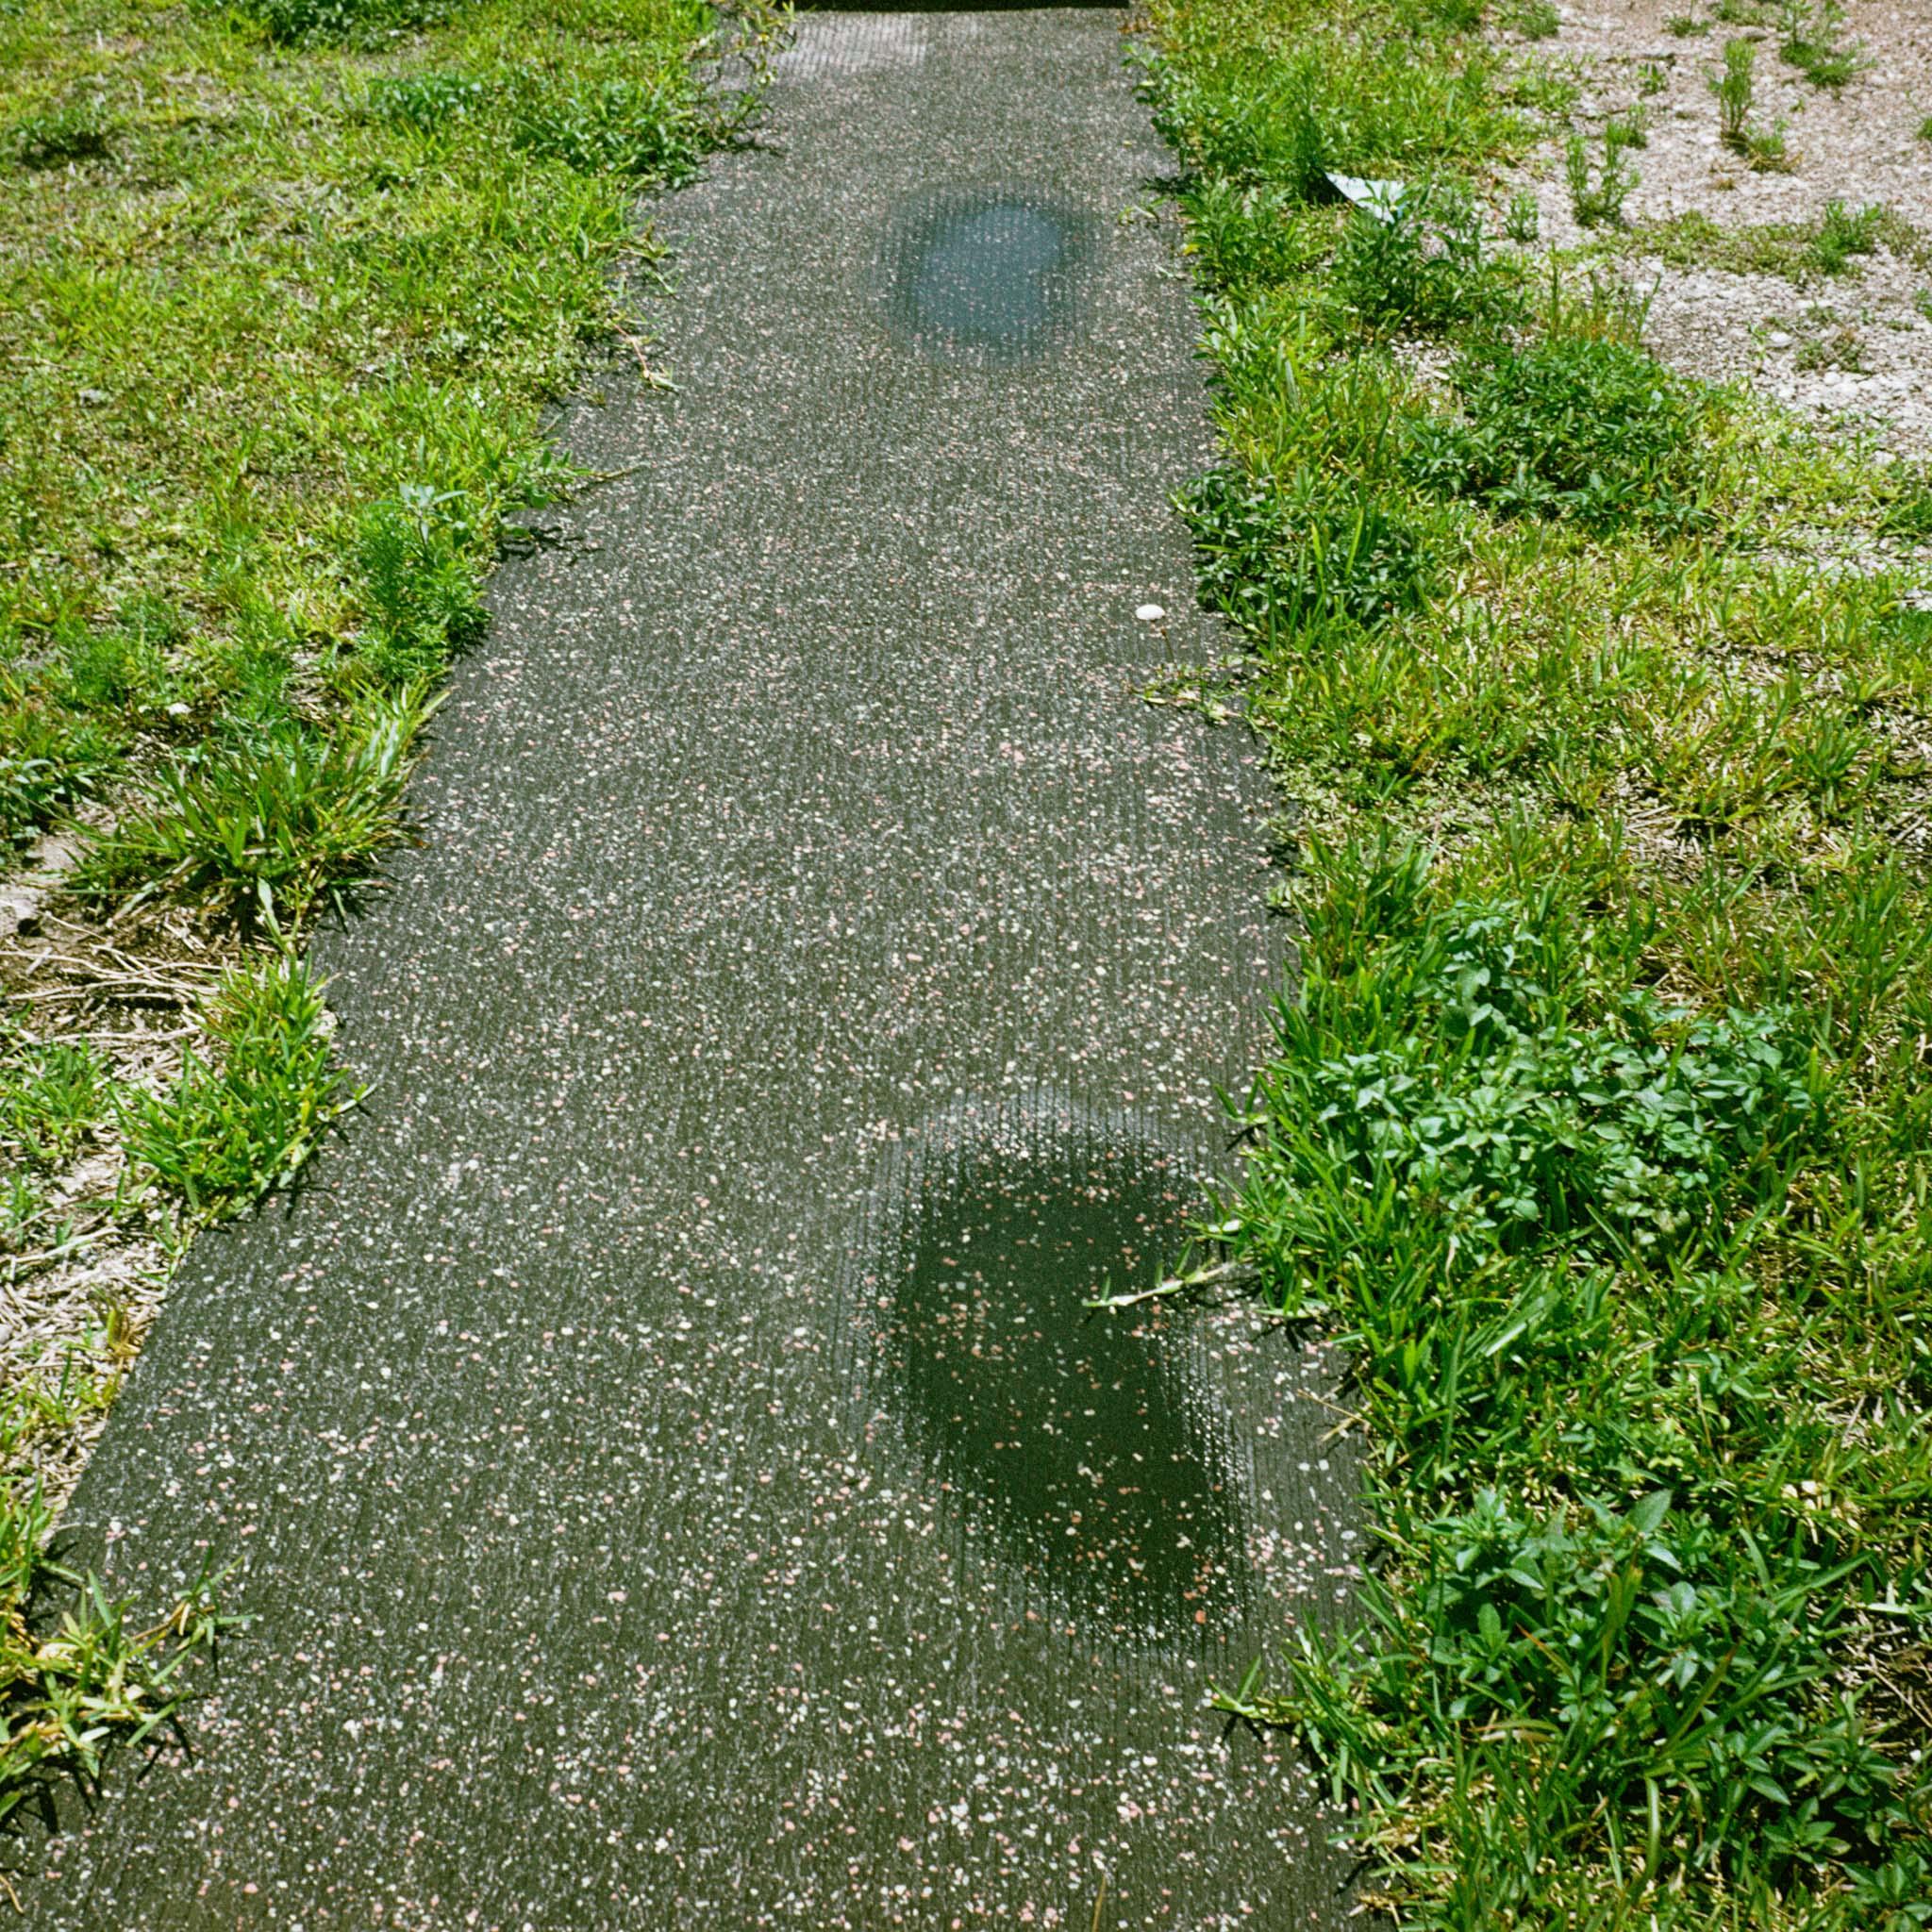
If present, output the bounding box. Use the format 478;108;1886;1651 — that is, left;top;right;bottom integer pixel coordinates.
2;844;233;1517
1502;0;1932;453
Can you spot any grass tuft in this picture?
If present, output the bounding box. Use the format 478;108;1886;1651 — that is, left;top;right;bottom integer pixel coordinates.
74;687;432;930
0;1040;104;1170
120;953;362;1220
1403;325;1715;533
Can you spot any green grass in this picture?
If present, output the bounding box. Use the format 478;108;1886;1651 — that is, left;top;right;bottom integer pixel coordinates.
1141;0;1932;1922
0;0;766;865
0;0;765;1833
120;954;363;1218
1;1353;237;1830
73;683;434;929
1632;205;1920;283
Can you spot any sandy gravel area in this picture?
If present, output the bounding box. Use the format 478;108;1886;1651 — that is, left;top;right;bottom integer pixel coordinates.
1502;0;1932;451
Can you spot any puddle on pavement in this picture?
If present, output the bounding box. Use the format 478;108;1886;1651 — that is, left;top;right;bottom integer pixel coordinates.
886;191;1091;360
863;1105;1251;1643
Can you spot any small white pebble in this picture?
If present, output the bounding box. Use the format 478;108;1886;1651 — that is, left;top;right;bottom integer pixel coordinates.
1135;602;1165;622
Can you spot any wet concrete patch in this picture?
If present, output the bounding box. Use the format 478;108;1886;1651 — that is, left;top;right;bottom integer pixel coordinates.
887;190;1092;361
868;1100;1248;1642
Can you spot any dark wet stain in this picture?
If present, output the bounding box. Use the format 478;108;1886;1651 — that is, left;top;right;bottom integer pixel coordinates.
873;1109;1250;1642
887;190;1091;360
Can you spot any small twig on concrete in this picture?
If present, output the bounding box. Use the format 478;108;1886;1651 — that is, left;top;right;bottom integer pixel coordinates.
1083;1257;1254;1310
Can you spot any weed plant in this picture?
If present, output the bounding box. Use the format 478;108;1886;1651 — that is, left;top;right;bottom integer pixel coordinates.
1565;123;1640;228
1330;181;1518;337
1711;38;1791;170
1142;0;1932;1921
1403;321;1716;533
0;1041;103;1171
1;1365;235;1827
1778;0;1868;88
75;687;432;928
121;955;362;1218
1506;0;1558;39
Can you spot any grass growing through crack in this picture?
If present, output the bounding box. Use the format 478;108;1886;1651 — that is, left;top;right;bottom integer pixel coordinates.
1141;0;1932;1922
1;0;768;1831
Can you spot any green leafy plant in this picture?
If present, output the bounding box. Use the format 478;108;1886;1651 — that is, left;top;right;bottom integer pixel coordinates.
232;0;453;48
1812;199;1893;274
1208;841;1926;1917
119;954;361;1220
1605;103;1649;149
365;70;489;136
1137;30;1525;206
1506;0;1558;39
1403;327;1713;532
0;1354;240;1826
74;688;432;929
353;485;487;686
504;70;722;182
1146;0;1932;1918
1796;323;1870;373
1634;202;1912;280
0;704;119;853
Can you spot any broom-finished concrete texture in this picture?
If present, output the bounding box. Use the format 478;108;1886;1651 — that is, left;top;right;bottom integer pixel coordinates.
25;12;1357;1926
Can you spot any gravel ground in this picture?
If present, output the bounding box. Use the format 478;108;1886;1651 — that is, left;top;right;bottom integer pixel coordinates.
1502;0;1932;451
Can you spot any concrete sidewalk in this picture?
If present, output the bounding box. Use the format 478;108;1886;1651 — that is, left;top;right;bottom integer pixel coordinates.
25;13;1357;1926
